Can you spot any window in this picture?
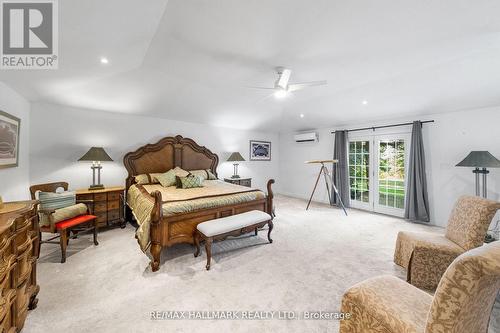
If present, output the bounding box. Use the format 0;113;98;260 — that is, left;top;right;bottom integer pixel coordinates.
348;134;409;217
377;139;405;210
348;140;370;204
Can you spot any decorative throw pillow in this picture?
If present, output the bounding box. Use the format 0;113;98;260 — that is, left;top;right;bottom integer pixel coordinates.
157;169;177;187
206;169;217;180
134;174;150;185
150;173;163;183
39;191;76;211
39;203;88;227
173;167;189;177
158;167;190;187
179;175;203;189
38;191;78;226
189;170;208;181
135;173;163;184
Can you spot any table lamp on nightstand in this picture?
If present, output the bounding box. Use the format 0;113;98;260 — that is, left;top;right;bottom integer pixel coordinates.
227;152;245;179
78;147;113;190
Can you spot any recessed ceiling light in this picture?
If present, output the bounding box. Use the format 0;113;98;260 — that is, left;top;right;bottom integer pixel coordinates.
274;90;288;99
362;100;368;105
100;57;109;64
300;113;305;118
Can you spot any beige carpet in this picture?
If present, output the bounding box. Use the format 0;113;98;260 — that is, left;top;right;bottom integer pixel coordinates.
24;195;499;333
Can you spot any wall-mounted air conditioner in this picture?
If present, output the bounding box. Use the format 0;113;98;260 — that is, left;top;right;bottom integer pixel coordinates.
294;132;319;143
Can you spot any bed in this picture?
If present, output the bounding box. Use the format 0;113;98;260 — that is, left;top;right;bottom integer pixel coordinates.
123;135;274;272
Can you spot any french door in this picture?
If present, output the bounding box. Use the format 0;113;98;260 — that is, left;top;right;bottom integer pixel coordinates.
348;134;409;217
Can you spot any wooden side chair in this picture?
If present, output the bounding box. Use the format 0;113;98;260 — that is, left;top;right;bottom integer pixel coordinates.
29;182;99;263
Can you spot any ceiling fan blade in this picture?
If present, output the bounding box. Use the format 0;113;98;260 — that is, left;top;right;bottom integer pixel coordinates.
276;68;292;89
246;86;277;90
288;80;327;92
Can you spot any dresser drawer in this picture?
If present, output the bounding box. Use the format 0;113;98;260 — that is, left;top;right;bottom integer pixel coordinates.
94;193;107;202
108;192;121;201
0;234;12;259
15;279;29;317
239;179;251;187
77;193;93;201
96;212;107;223
107;200;120;210
0;230;12;253
0;255;16;294
0;290;15;331
107;209;120;221
16;243;32;284
94;202;107;213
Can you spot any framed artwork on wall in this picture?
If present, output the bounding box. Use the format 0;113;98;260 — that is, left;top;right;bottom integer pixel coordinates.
249;140;271;161
0;110;20;169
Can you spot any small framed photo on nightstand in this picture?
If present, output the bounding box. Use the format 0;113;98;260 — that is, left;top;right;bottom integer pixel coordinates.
249;140;271;161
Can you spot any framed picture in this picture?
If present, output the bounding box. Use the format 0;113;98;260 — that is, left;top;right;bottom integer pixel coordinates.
0;110;20;169
249;140;271;161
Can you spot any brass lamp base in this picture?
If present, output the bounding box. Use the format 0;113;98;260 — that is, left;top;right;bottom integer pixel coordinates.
89;164;105;191
231;163;241;179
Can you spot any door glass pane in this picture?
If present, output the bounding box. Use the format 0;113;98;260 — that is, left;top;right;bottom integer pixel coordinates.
378;139;405;209
348;140;370;203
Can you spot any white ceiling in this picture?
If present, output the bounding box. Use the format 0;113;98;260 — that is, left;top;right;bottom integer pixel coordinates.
2;0;500;132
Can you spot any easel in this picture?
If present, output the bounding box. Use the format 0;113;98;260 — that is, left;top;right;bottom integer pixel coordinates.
305;160;348;216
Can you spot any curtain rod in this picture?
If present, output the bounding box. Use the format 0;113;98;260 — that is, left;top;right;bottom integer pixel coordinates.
330;120;434;134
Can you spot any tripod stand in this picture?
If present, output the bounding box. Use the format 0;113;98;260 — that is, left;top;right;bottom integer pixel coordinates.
305;160;348;216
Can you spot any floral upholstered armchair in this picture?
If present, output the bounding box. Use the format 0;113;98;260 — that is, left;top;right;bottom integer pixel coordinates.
339;241;500;333
394;195;500;290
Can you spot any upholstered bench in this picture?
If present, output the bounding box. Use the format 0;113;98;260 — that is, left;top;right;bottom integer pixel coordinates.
194;210;273;270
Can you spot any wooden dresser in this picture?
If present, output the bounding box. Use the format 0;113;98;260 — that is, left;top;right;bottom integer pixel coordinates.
0;200;39;332
76;187;125;228
224;177;252;187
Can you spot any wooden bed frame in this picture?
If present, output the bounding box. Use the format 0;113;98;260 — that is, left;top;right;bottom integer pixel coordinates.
123;135;274;272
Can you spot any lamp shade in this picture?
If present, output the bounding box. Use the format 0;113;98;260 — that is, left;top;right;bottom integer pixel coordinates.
456;151;500;168
227;152;245;162
78;147;113;162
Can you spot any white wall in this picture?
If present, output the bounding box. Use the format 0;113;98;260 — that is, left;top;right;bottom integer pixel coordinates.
279;106;500;227
29;103;279;193
0;82;31;201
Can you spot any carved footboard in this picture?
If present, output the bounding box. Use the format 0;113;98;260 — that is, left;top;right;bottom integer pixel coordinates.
148;179;275;272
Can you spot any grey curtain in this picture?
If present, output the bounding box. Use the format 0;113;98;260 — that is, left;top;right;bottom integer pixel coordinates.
333;130;350;208
405;121;430;222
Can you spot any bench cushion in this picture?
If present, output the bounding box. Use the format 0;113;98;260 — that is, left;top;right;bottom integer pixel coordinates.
197;210;271;237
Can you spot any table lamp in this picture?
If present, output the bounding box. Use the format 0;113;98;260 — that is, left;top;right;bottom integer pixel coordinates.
227;152;245;179
456;151;500;198
78;147;113;190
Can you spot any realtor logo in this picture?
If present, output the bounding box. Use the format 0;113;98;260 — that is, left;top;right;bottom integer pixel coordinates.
1;0;58;69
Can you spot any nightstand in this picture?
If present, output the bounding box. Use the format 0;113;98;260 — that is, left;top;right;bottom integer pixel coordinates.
224;178;252;187
76;186;126;228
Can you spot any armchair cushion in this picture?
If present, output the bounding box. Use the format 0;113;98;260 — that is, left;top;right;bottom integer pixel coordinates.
394;231;463;268
55;214;96;230
339;275;432;333
39;203;88;227
394;231;464;290
445;196;500;250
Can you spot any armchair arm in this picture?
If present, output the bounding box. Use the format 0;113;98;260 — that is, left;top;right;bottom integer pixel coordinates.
38;208;55;215
38;208;57;233
75;200;94;214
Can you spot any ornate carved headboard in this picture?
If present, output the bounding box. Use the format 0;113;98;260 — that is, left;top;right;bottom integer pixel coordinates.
123;135;219;190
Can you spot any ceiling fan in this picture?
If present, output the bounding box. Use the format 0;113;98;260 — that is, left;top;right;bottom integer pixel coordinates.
252;67;327;98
